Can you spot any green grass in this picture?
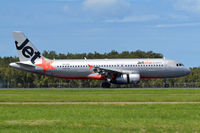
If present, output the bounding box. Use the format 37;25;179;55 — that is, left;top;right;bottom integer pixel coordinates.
0;104;200;133
0;88;200;102
1;88;200;132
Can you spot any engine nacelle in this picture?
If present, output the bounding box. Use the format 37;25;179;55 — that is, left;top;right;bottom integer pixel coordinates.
111;74;140;84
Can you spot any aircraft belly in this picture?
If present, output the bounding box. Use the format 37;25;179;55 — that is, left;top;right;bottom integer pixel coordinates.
51;69;92;77
139;69;167;78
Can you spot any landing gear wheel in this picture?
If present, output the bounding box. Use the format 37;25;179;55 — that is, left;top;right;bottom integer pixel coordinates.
101;82;111;88
164;84;169;88
164;79;169;88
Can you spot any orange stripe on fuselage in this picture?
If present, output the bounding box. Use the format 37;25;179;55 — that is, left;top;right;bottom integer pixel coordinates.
56;76;107;80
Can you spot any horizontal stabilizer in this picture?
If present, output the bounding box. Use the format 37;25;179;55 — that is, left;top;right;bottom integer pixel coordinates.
16;62;35;68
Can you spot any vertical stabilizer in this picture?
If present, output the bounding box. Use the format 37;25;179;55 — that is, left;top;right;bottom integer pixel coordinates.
12;31;43;64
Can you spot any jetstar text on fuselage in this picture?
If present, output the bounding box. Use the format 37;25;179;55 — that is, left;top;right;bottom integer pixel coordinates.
137;61;163;65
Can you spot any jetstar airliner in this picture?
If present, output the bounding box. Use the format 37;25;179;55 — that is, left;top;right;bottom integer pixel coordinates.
10;31;191;88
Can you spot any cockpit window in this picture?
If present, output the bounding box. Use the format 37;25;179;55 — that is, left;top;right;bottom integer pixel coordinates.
176;63;184;67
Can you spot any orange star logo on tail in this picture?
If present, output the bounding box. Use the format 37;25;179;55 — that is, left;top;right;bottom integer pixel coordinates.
36;58;55;74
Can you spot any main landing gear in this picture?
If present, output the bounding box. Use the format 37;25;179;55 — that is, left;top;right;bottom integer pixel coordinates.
164;78;169;88
101;81;111;88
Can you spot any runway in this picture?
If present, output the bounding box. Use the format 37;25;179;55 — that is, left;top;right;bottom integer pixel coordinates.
1;102;200;105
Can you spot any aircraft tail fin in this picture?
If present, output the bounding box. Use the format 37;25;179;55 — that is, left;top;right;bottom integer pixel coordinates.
12;31;44;64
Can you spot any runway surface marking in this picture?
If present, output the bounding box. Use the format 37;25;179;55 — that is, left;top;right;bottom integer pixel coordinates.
1;102;200;105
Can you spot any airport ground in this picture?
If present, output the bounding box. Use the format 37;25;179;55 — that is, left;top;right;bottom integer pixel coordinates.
0;88;200;132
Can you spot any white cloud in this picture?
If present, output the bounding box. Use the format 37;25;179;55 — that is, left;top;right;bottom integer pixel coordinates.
82;0;131;18
175;0;200;14
156;22;200;28
63;4;69;12
61;0;161;23
167;14;189;20
105;15;159;23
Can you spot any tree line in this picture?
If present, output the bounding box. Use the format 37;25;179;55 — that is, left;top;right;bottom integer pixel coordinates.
0;50;199;88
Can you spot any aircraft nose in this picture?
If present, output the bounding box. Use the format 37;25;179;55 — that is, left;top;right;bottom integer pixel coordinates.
185;68;191;75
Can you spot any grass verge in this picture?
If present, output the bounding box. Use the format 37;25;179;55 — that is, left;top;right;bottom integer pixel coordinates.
0;89;200;102
0;104;199;133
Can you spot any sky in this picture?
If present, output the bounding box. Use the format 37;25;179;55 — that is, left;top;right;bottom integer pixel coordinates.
0;0;200;67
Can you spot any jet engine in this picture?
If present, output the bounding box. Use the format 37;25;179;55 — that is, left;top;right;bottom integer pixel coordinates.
111;74;140;84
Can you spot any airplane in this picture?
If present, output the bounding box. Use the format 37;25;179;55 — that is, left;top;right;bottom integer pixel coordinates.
9;31;191;88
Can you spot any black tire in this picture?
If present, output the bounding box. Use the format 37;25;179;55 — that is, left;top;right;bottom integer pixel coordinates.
101;82;111;88
164;84;169;88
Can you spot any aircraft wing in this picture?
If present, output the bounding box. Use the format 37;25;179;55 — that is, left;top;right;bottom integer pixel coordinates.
93;67;136;81
93;67;122;75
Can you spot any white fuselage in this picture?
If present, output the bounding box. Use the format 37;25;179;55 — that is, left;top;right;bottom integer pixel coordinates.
10;58;191;80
